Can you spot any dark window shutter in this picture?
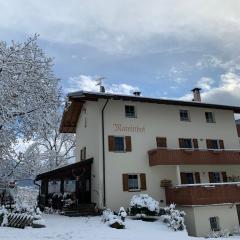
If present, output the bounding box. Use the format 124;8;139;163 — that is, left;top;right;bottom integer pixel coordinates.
180;173;188;184
108;136;115;151
125;136;132;152
179;138;184;148
140;173;147;190
122;174;129;191
208;172;214;183
193;139;199;149
156;137;167;148
80;149;83;160
219;140;225;149
195;172;201;183
206;139;213;149
222;172;227;182
83;147;86;160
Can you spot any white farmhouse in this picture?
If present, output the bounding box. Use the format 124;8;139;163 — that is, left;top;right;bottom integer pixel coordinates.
37;88;240;237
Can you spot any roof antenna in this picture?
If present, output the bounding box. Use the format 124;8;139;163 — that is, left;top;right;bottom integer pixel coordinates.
95;76;105;93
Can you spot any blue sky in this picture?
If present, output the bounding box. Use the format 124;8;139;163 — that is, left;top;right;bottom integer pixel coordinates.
1;0;240;107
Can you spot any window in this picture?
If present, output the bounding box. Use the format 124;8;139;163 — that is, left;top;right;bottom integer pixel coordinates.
209;217;220;231
48;181;61;194
108;136;132;152
115;137;125;151
205;112;215;123
64;180;76;192
209;172;221;183
128;175;139;190
180;110;190;121
179;138;192;148
125;105;136;118
122;173;146;191
206;139;224;150
180;172;201;184
156;137;167;148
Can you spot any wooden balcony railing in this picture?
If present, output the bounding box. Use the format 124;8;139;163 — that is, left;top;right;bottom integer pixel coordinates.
148;148;240;166
165;183;240;205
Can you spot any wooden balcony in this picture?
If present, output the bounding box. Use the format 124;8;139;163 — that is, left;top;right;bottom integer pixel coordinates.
165;183;240;205
148;148;240;166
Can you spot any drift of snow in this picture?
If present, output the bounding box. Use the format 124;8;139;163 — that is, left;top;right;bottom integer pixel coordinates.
0;214;238;240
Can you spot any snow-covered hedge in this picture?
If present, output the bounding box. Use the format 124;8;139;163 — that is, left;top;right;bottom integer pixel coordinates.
102;208;125;229
161;204;185;231
129;194;160;217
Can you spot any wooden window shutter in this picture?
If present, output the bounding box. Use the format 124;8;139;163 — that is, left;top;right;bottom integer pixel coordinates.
80;149;83;160
125;136;132;152
222;172;227;182
208;172;214;183
156;137;167;148
108;136;115;151
219;140;225;149
140;173;147;190
179;138;184;148
122;174;129;191
206;139;213;149
195;172;201;183
180;173;188;184
83;147;86;160
193;139;199;149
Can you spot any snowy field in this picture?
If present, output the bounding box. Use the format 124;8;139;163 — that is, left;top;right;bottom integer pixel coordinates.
0;214;240;240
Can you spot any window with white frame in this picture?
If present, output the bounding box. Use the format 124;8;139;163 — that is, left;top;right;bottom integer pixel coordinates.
179;110;190;121
205;112;215;123
128;174;139;191
209;217;220;231
125;105;136;118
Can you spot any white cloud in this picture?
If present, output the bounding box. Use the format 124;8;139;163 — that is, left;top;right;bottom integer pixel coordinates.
197;77;215;90
66;75;139;95
1;1;240;54
181;72;240;107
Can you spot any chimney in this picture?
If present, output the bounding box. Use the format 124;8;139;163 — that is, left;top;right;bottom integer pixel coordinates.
133;91;141;96
100;85;105;93
191;88;202;102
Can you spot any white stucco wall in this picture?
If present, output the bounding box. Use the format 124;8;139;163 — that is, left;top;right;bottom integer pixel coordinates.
180;204;239;237
102;100;240;209
75;98;240;210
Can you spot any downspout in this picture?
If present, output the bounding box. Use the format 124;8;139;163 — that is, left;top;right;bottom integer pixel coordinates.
102;99;109;207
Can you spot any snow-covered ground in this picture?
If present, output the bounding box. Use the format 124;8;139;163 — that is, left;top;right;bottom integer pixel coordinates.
0;214;239;240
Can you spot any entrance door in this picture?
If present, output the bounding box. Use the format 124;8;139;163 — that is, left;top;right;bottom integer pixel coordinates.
76;176;91;204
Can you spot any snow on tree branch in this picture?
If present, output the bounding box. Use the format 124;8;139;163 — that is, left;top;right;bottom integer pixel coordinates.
0;35;61;180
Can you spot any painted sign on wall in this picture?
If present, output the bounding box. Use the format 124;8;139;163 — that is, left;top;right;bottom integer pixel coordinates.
113;123;145;133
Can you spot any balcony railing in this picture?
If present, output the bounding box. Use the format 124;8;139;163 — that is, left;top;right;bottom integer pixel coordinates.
165;182;240;205
148;148;240;166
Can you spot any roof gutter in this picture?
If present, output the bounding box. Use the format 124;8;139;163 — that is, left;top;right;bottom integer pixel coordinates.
101;99;109;207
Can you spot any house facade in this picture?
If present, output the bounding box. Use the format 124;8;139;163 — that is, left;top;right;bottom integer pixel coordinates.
38;88;240;236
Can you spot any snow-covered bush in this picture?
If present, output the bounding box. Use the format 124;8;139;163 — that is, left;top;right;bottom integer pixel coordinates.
14;187;38;213
161;204;185;231
129;194;160;217
118;207;127;222
0;206;8;227
102;209;125;229
207;229;230;238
